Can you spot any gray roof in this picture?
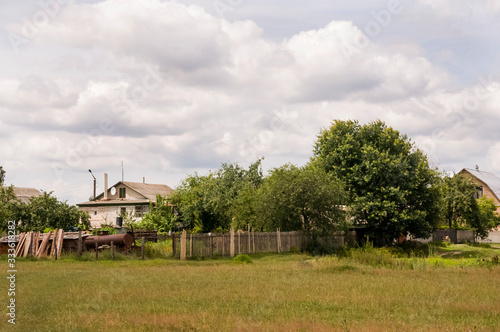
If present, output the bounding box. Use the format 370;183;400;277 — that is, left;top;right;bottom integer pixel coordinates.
3;187;42;204
121;182;174;201
462;168;500;201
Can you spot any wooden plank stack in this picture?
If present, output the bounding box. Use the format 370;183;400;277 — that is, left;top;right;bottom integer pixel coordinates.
14;229;64;258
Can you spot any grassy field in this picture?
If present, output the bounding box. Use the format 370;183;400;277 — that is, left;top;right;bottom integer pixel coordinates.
1;243;499;331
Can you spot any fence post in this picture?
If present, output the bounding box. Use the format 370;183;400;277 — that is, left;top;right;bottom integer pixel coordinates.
247;225;251;254
190;234;193;258
95;241;98;260
141;237;145;260
238;231;241;255
209;234;213;257
252;229;255;253
230;228;235;257
111;241;114;260
172;233;176;258
222;234;225;256
277;228;281;253
180;230;187;261
78;230;82;258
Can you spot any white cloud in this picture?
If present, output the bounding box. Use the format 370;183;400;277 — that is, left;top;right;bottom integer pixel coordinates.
0;0;499;204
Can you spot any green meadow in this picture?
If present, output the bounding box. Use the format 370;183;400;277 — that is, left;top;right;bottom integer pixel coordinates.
1;242;499;331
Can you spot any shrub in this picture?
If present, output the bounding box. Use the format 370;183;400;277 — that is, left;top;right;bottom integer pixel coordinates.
233;254;252;264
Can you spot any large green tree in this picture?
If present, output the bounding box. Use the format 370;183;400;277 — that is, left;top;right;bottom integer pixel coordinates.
314;119;441;245
1;166;91;232
171;159;264;233
250;164;347;235
0;167;19;232
442;174;478;230
14;192;91;232
135;194;176;232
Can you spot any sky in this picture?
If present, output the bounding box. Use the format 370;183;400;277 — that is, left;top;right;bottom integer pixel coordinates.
1;0;500;205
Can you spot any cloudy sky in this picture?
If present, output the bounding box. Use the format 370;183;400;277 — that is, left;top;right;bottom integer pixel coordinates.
1;0;500;204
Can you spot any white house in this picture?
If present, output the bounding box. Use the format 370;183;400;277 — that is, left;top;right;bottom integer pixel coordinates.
77;174;174;228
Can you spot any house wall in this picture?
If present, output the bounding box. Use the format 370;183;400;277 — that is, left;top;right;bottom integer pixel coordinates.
80;204;150;228
459;171;500;214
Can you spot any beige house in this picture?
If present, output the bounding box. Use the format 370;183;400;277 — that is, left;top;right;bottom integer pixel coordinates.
77;174;174;228
459;168;500;214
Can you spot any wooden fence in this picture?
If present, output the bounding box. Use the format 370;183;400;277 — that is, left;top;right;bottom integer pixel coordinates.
172;229;344;260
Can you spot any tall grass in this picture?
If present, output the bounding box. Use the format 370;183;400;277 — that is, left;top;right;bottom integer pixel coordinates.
1;253;499;331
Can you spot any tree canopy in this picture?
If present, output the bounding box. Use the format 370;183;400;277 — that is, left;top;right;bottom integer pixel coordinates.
169;159;264;233
134;194;176;232
250;164;347;236
13;192;91;232
0;166;90;232
166;159;347;237
313;119;441;244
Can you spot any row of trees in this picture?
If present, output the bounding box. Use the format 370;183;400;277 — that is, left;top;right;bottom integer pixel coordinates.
133;160;347;239
2;119;499;244
134;120;499;245
0;166;91;233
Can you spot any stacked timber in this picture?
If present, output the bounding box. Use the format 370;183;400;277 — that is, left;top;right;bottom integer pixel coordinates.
14;230;64;258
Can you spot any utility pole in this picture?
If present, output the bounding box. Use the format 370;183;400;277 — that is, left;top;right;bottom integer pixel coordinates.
89;169;96;200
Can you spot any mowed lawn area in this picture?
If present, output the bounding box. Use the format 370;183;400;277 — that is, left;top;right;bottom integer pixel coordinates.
1;245;500;331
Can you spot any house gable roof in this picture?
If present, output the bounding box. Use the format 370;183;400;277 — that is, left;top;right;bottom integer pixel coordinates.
460;168;500;201
78;181;174;206
121;182;174;201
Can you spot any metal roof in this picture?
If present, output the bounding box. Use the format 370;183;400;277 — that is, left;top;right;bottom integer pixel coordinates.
462;168;500;201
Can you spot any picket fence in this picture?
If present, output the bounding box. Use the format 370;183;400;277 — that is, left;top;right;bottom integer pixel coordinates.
170;229;344;260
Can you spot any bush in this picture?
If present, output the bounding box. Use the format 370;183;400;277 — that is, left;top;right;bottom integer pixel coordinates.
233;254;252;264
92;224;118;235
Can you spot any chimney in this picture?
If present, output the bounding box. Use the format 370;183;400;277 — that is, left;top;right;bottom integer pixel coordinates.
143;177;145;184
104;173;108;200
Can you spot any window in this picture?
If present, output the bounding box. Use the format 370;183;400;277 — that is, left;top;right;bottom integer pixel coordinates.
94;211;97;216
475;186;484;199
135;206;143;217
120;207;126;216
119;187;126;198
